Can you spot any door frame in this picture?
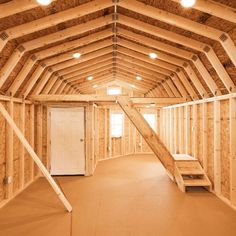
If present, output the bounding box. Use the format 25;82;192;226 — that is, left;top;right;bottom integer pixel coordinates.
47;105;86;175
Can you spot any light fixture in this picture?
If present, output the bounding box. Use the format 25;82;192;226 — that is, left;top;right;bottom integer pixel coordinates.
87;76;93;81
180;0;196;8
146;105;150;108
93;84;98;88
36;0;52;6
150;103;155;107
131;84;136;88
149;52;158;59
73;52;81;59
136;76;142;81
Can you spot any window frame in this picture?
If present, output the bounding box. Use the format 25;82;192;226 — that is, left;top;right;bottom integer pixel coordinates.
107;86;122;95
110;111;124;138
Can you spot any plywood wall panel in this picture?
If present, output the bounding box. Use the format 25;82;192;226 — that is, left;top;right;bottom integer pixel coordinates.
162;96;235;207
12;103;21;194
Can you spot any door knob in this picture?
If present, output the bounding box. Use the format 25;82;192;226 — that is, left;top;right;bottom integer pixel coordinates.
80;139;84;142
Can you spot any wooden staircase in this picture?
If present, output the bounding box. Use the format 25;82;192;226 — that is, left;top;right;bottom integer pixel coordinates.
173;154;212;192
117;96;175;178
117;97;212;192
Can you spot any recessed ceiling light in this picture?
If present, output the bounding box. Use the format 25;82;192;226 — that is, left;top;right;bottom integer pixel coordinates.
146;105;150;108
87;76;93;81
136;76;142;80
93;84;98;88
73;52;81;59
180;0;196;8
149;52;158;59
131;84;136;88
36;0;52;6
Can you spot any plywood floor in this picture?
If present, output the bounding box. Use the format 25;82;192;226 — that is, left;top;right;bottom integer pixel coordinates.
0;154;236;236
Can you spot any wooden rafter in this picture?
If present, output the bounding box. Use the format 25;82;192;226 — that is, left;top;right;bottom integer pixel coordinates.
117;28;219;95
0;0;57;19
0;0;113;51
171;0;236;24
117;14;235;93
118;0;236;67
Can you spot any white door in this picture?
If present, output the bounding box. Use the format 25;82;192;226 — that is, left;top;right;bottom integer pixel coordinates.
50;107;85;175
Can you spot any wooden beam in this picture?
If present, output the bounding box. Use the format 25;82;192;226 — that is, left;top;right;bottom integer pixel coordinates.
41;75;57;94
20;44;112;98
49;80;63;94
6;57;36;96
118;39;208;98
63;59;113;80
5;99;13;199
58;54;113;76
117;53;172;76
230;98;236;205
118;28;219;95
162;82;175;97
0;0;56;19
116;59;167;80
166;78;181;97
202;102;208;172
118;14;235;93
0;28;113;90
30;94;186;104
29;104;35;181
164;93;236;108
31;70;54;95
213;100;221;194
0;0;113;51
170;74;189;99
19;65;45;98
51;47;112;71
118;0;236;67
67;63;114;83
19;101;25;189
0;103;72;212
56;82;67;95
171;0;236;24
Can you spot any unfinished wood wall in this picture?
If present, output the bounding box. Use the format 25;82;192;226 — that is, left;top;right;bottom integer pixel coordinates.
96;105;158;161
0;98;47;207
160;96;236;207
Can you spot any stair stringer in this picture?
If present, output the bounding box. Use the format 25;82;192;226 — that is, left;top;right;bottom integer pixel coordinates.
117;96;175;178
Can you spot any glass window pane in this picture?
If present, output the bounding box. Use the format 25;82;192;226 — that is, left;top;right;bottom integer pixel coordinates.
107;87;121;95
143;113;157;132
110;113;124;137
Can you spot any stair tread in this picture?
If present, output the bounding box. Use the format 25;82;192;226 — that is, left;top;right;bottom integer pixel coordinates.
179;170;204;175
183;179;211;187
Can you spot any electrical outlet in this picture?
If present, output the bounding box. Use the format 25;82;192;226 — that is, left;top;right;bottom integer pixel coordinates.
3;176;12;184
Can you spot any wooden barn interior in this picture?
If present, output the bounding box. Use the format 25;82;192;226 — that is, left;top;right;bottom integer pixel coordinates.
0;0;236;235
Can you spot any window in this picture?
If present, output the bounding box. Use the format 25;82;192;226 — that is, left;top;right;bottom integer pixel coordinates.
107;87;121;95
110;113;124;137
143;113;157;132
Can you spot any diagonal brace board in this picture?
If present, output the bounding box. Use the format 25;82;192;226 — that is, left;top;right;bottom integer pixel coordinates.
117;97;175;177
0;103;72;212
